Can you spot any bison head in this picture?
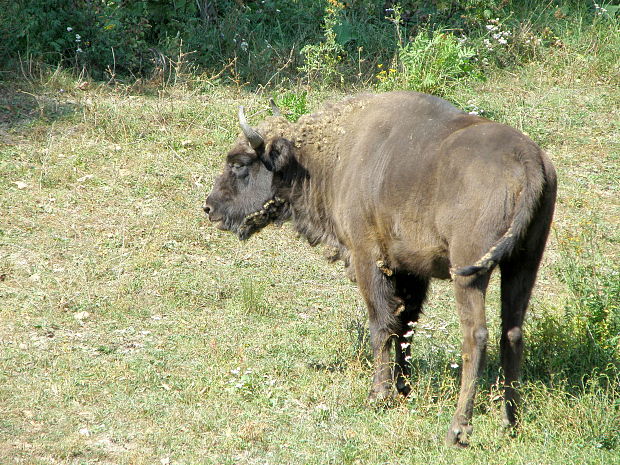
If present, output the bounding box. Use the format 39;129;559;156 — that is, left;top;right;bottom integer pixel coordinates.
204;105;298;240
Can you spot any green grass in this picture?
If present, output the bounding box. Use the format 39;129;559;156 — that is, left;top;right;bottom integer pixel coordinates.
1;35;620;464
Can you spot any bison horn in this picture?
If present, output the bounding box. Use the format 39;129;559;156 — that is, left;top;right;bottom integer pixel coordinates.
269;98;282;117
238;106;264;150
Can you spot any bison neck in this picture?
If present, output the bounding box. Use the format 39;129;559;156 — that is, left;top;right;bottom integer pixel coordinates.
280;96;380;264
287;168;340;246
279;153;350;269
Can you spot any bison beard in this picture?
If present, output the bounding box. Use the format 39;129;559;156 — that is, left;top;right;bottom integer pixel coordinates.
236;196;287;241
204;91;557;447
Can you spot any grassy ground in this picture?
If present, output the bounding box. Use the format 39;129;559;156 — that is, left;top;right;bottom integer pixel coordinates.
1;53;619;464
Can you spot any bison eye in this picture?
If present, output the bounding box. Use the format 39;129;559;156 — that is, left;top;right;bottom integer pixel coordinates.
231;162;249;178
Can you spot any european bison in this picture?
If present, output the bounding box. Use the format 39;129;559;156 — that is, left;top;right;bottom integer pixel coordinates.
204;91;556;446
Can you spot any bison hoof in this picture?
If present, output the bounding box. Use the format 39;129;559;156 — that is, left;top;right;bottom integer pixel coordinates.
446;423;473;448
502;409;518;430
502;417;519;438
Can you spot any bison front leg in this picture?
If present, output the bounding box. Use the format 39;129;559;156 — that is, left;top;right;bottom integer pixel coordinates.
393;273;429;396
447;273;490;447
354;257;403;402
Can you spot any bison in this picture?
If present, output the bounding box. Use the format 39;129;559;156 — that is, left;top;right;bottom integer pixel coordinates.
204;91;556;446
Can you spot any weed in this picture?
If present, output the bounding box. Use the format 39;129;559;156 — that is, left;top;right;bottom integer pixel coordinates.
272;91;309;122
300;2;347;87
557;224;620;364
239;276;268;315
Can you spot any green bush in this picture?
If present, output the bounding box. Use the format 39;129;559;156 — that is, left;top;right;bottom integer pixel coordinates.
377;29;480;95
6;1;180;77
2;0;618;89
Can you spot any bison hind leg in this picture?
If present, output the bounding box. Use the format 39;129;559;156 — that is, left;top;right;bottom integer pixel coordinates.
446;272;491;447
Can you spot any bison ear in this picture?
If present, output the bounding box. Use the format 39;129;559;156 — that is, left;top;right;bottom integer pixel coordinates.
260;138;295;172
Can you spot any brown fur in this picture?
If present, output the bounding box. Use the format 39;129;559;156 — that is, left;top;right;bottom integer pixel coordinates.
204;91;557;446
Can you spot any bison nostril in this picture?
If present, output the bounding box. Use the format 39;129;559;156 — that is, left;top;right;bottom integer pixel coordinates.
203;204;212;215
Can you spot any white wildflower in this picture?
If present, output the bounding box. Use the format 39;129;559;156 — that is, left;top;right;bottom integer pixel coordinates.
73;311;90;321
67;27;73;32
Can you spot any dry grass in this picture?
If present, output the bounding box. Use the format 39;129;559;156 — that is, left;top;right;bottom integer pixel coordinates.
0;58;619;464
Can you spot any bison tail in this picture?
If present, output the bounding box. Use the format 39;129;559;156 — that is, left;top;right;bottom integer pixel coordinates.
453;225;518;276
454;148;548;278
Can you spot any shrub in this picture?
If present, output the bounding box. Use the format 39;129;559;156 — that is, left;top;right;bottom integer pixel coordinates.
2;0;618;90
377;29;480;95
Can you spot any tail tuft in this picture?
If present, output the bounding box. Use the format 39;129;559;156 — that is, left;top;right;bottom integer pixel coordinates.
453;227;515;277
454;260;496;277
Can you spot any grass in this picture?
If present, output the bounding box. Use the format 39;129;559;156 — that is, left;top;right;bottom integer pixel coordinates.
1;36;620;464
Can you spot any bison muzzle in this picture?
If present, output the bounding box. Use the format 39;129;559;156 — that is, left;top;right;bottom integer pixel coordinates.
204;91;557;447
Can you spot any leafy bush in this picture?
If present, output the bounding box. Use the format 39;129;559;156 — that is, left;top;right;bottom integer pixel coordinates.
6;0;184;77
377;30;479;95
2;0;619;90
